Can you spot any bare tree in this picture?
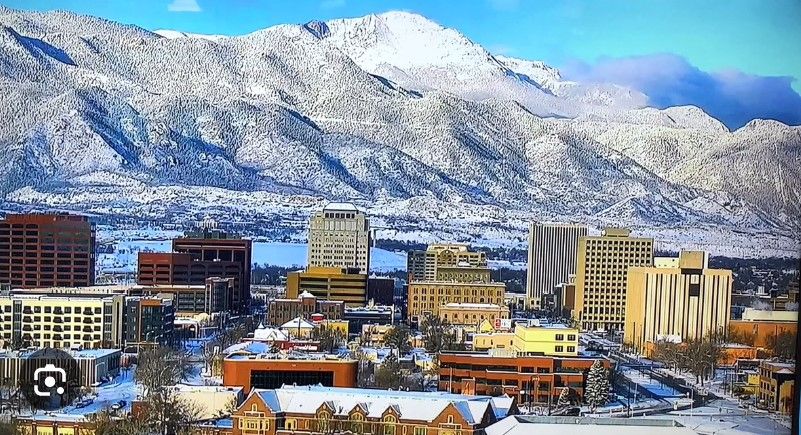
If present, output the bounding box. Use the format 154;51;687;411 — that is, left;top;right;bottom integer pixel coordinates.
136;347;191;397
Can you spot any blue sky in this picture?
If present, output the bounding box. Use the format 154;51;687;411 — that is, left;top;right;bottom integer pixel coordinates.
3;0;801;128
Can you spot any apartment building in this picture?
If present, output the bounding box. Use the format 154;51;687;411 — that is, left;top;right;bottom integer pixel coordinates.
624;251;732;353
473;323;579;357
526;223;587;309
407;281;506;324
286;267;367;307
574;228;654;332
0;213;95;288
0;289;124;349
307;203;371;274
124;296;175;347
407;243;487;282
759;360;795;414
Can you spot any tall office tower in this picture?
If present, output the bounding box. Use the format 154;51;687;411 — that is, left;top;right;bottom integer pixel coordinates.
624;250;732;353
0;213;95;288
307;203;371;274
574;228;653;332
407;244;488;282
171;227;252;310
526;222;588;309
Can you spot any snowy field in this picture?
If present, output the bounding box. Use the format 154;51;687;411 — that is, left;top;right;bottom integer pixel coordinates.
96;229;408;274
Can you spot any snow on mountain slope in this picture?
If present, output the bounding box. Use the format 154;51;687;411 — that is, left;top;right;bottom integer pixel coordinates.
323;11;648;116
0;6;798;251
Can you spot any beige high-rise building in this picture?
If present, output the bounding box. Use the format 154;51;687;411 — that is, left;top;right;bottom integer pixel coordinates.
574;228;653;332
526;222;588;309
407;244;487;282
624;251;732;353
307;203;371;274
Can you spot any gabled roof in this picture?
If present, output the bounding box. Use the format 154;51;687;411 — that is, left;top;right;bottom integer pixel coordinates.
281;317;315;329
248;385;510;424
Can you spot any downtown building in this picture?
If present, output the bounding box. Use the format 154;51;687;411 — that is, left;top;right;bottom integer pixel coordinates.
407;243;488;282
623;251;732;354
137;226;252;313
574;228;654;332
286;266;368;307
0;213;95;288
123;296;175;348
307;203;371;274
526;222;587;309
267;291;344;326
0;288;124;349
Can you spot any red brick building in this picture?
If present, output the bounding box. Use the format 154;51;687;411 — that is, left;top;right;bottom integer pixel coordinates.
0;213;95;288
223;354;358;394
197;385;515;435
438;352;613;405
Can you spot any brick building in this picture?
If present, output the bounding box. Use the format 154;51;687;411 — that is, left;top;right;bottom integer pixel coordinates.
223;353;358;394
267;291;344;326
438;352;613;406
0;213;95;288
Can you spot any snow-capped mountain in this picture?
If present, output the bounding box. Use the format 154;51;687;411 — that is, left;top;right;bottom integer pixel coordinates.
0;7;798;255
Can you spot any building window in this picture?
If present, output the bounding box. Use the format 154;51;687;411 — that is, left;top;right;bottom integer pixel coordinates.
555;334;564;341
567;346;575;353
555;346;564;352
567;334;576;341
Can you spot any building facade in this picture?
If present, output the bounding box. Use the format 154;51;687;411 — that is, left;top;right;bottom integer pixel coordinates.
286;267;367;307
574;228;654;332
343;305;394;335
217;385;514;435
367;276;395;305
267;291;344;326
0;213;95;288
472;324;579;357
407;244;487;282
526;223;587;309
126;279;234;316
0;290;124;348
223;354;358;393
438;352;613;405
407;281;506;324
124;296;175;347
624;251;732;353
137;252;243;312
307;203;371;274
439;303;509;327
758;360;795;414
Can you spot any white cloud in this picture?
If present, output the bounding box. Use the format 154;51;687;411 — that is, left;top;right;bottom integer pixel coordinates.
168;0;202;13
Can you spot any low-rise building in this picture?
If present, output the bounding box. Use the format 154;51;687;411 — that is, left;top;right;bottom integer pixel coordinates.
343;304;394;335
729;308;798;350
286;267;368;307
222;352;358;394
0;348;120;387
438;351;613;405
486;415;696;435
440;303;509;327
758;360;795;414
169;384;245;420
472;323;579;357
224;385;515;435
267;291;344;326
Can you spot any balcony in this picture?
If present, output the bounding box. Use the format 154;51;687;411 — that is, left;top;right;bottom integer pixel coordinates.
82;318;93;324
82;326;93;333
82;334;92;341
53;326;63;332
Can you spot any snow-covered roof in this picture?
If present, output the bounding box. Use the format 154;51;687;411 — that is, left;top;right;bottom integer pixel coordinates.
323;202;359;212
485;416;696;435
250;385;510;423
299;290;315;298
280;317;315;329
442;302;504;309
253;326;288;342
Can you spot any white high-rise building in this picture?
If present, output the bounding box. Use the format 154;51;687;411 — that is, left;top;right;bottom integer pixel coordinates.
307;203;371;274
526;222;587;309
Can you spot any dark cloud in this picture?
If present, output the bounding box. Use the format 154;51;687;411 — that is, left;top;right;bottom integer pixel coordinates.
561;54;801;129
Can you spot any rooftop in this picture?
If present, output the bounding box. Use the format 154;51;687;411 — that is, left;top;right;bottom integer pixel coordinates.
253;385;511;424
442;303;505;309
322;202;360;212
487;416;694;435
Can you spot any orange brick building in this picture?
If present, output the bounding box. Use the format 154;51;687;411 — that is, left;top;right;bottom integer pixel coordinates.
729;320;797;349
222;355;358;393
198;385;515;435
438;352;613;405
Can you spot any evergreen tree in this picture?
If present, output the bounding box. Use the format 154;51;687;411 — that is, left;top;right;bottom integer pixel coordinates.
584;360;610;412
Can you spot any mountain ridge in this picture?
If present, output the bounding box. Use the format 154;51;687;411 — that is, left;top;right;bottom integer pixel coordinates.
0;7;798;248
